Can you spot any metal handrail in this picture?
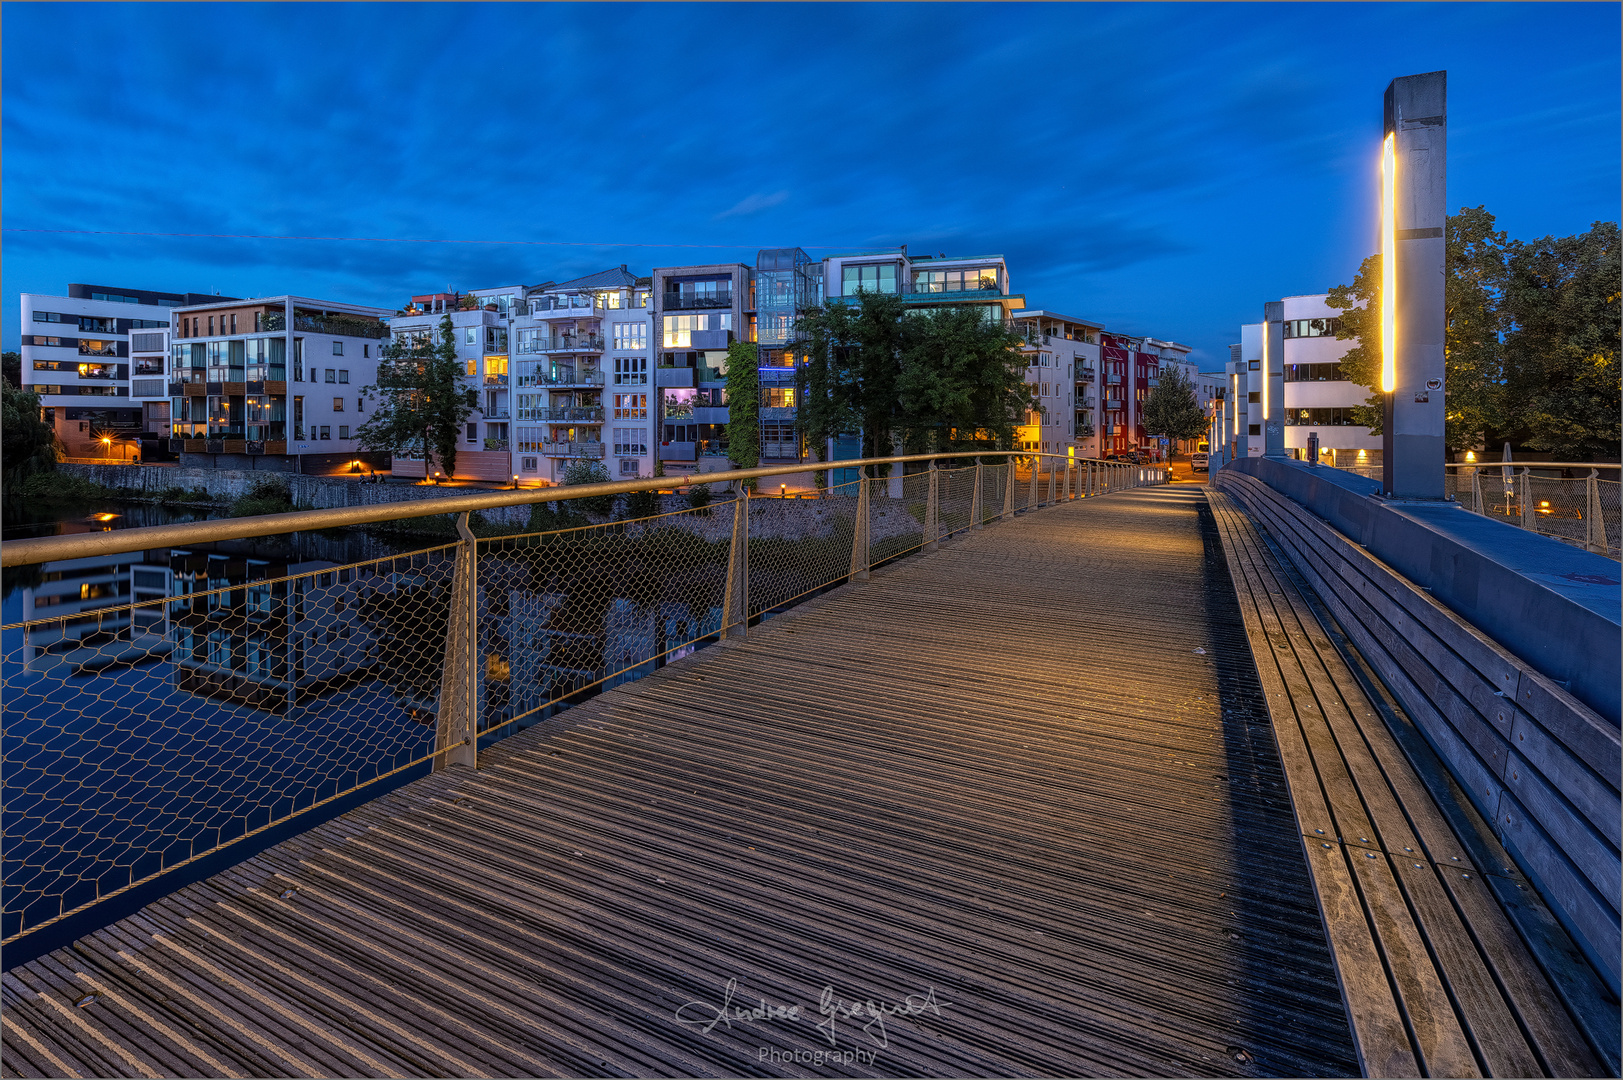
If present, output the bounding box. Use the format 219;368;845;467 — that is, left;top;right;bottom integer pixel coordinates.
1;452;1148;568
1445;462;1620;470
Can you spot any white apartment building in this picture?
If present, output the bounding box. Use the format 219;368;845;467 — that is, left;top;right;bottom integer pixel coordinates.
1279;293;1380;467
1010;309;1103;459
19;283;215;459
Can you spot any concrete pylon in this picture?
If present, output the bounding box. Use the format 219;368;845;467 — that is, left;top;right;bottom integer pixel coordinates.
1382;71;1447;499
1263;301;1286;457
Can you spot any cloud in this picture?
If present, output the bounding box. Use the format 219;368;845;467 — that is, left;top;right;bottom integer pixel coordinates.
716;191;791;220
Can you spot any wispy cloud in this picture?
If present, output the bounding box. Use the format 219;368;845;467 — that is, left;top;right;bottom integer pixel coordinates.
716;191;791;220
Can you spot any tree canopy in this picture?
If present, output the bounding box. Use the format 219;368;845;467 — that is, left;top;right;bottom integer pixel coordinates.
724;340;759;472
794;292;1033;461
357;313;473;476
2;381;59;491
1327;209;1619;460
1141;365;1207;446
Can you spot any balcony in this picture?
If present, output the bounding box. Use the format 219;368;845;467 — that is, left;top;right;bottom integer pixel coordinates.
661;292;733;311
540;440;606;459
659;442;697;462
483;408;511;420
1146;378;1160;388
530;296;600;317
1077;370;1096;383
655;367;694;389
260;312;390;339
539;368;605;387
1106;374;1123;386
530;407;604;422
539;335;605;354
484;438;509;451
1103;399;1123;410
483;374;509;387
692;406;730;425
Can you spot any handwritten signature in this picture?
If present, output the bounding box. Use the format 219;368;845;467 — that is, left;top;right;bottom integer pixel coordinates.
673;978;949;1048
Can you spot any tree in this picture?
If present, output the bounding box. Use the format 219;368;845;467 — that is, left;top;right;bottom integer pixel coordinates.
562;457;613;516
2;381;59;491
1499;221;1620;461
794;291;1033;461
2;351;20;388
357;313;472;477
1327;206;1513;451
724;340;760;475
1142;366;1207;450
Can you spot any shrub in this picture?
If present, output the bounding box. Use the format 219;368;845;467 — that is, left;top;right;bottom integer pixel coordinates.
229;479;293;518
686;483;713;515
562;458;614;517
623;483;659;521
16;472;108;501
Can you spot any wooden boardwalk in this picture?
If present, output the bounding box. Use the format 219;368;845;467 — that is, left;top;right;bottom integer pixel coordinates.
8;488;1368;1077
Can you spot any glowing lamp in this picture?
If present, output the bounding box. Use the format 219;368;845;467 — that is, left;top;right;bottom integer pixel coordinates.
1465;450;1476;463
1380;132;1397;394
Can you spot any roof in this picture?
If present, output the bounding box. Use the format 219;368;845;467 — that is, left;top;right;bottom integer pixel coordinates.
1010;308;1105;330
540;265;644;293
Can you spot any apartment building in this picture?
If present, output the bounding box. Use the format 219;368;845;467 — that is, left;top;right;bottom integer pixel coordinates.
167;296;393;473
650;259;754;477
1279;293;1380;467
520;267;653;484
20;284;221;459
1009;309;1103;459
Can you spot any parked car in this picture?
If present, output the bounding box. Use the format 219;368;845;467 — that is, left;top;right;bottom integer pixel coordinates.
1191;452;1210;472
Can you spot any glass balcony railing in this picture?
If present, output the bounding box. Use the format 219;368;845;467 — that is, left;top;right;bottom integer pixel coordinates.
661;292;733;311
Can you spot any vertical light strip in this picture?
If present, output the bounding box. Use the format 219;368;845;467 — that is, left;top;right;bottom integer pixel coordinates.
1381;132;1397;393
1231;373;1239;434
1261;327;1269;425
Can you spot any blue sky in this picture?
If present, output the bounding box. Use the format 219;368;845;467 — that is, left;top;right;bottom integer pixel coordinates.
3;2;1618;369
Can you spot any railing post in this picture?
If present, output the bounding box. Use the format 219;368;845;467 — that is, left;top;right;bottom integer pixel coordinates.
1028;458;1040;510
971;460;984;529
721;489;749;639
1002;460;1017;520
924;463;940;552
435;513;478;771
1048;463;1057;505
1471;468;1483;515
1519;468;1534;531
849;466;870;581
1587;469;1608;554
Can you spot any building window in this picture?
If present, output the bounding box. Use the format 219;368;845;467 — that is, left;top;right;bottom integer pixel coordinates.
338;369;349;383
613;393;647;420
1285;407;1361;426
613;322;648;350
521;456;538;471
1284;363;1346;382
1282;317;1343;339
32;311;65;323
761;423;798;459
614;355;648;385
465;328;477;346
326;369;336;383
841;263;897;296
363;343;370;358
332;341;343;356
466;422;477;443
79;316;116;334
333;397;344;412
339;425;350;439
319;425;331;440
1248;391;1260;403
1248;424;1261;436
613;427;647;456
357;397;364;412
912;268;998;293
761;387;795;409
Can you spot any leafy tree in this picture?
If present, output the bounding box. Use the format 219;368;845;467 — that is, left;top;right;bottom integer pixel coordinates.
795;291;1032;461
2;381;59;490
1328;206;1513;451
1142;365;1207;448
1499;220;1620;461
357;314;472;477
562;457;613;516
2;351;20;388
724;340;760;475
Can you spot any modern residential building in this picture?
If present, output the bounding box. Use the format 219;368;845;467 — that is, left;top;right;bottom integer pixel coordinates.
388;269;653;485
651;259;755;478
20;284;221;459
1010;309;1103;458
521;267;653;484
1279;293;1380;467
168;296;394;473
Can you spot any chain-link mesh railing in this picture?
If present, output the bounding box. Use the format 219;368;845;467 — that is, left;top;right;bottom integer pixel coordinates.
1;545;460;942
1447;466;1621;559
3;451;1161;947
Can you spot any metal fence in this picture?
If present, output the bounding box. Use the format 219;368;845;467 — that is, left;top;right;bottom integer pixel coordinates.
1;453;1165;944
1323;461;1621;560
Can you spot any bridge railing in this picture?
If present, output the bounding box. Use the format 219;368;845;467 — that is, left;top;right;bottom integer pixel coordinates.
0;452;1165;944
1325;461;1620;559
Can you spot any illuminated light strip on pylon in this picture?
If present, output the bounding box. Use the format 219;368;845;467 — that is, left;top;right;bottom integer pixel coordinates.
1381;132;1397;394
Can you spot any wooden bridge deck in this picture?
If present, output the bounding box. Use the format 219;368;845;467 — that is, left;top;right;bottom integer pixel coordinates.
4;489;1367;1077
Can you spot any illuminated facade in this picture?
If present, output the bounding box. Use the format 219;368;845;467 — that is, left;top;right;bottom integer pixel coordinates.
1009;309;1103;458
